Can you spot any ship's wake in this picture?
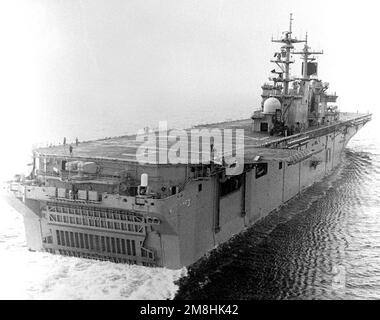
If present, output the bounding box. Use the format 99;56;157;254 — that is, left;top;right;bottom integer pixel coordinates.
0;201;185;300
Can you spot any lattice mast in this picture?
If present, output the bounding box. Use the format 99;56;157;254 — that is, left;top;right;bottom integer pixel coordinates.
271;13;306;95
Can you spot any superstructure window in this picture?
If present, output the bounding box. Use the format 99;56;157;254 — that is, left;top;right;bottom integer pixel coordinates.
256;163;268;179
220;175;243;197
279;162;283;170
260;122;269;132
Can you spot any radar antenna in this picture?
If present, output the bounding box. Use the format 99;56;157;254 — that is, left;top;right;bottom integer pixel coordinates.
293;33;323;80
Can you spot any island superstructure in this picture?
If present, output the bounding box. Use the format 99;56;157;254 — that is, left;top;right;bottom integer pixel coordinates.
6;15;371;269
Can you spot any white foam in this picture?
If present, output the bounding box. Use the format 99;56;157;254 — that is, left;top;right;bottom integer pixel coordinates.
0;199;185;300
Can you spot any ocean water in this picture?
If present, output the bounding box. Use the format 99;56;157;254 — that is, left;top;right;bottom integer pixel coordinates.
0;114;379;300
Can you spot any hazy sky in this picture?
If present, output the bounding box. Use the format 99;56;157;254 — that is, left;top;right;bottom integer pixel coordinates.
0;0;379;148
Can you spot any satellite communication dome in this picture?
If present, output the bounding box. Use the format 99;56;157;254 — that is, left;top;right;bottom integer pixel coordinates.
263;97;281;114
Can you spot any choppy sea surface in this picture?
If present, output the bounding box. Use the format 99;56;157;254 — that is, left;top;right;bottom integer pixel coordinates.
0;115;379;300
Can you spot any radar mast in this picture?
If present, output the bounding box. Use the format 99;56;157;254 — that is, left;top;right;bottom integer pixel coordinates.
271;13;306;95
293;33;323;80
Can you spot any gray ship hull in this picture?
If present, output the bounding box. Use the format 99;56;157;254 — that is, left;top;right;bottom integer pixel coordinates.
5;113;371;269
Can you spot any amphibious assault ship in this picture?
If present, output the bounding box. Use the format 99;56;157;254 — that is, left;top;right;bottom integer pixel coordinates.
6;16;371;269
